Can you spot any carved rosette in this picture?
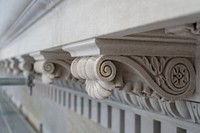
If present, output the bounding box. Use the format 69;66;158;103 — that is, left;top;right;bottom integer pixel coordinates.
71;55;195;101
165;58;195;97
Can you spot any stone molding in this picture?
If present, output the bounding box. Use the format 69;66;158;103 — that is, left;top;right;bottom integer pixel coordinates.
62;39;100;57
0;45;198;127
63;38;196;57
1;0;63;47
0;37;197;102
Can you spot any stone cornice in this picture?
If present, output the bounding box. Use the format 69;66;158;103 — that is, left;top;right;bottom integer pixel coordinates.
0;35;198;102
63;38;196;57
62;39;100;57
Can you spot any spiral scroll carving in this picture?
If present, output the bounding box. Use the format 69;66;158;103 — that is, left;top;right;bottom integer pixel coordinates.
34;60;57;84
43;62;55;74
34;61;56;74
71;56;117;99
71;55;195;101
96;59;116;82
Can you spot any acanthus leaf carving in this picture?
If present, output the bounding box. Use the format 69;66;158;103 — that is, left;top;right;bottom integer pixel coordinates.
71;55;196;101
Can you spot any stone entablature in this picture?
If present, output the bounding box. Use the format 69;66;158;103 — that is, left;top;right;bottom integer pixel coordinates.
0;32;198;103
1;32;196;101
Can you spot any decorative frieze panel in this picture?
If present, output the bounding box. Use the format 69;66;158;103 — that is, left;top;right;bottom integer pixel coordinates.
71;55;195;101
111;89;199;123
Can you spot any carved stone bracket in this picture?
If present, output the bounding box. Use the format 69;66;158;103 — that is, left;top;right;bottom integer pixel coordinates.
31;51;77;85
0;55;35;77
34;60;64;84
34;60;74;83
71;55;196;101
17;55;34;77
7;58;22;75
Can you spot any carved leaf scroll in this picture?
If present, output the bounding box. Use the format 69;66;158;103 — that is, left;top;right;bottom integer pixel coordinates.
71;55;195;101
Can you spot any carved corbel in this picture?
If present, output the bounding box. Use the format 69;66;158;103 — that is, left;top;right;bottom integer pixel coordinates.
9;58;20;75
3;60;12;73
4;58;20;75
31;51;75;84
17;55;34;77
71;55;195;101
34;60;62;84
